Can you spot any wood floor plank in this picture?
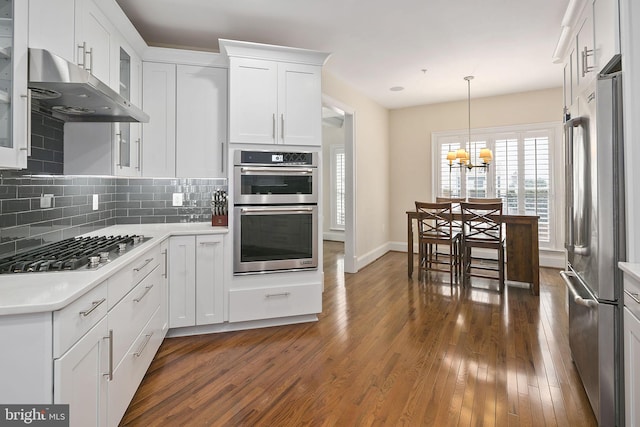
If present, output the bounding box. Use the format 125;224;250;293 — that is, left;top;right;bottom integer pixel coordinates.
120;243;598;426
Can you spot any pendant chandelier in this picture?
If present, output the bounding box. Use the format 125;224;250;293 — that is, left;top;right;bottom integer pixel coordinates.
447;76;493;169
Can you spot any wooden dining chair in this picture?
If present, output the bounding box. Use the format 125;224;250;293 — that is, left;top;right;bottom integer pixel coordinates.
414;201;461;285
435;197;464;263
460;202;505;292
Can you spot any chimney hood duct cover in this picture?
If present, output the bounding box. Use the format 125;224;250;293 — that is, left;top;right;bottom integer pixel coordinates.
28;48;149;123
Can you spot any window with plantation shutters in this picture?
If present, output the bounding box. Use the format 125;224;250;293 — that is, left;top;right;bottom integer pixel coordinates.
331;145;345;230
433;123;562;249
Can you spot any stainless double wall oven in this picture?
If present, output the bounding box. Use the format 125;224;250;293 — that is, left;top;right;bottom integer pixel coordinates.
233;150;318;274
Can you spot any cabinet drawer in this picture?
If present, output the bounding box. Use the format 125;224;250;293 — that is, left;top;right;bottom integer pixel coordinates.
109;265;161;369
229;283;322;322
108;305;165;426
53;282;108;358
108;244;161;308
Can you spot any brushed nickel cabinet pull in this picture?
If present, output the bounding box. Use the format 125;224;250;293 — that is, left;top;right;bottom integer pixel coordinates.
625;289;640;305
103;329;113;380
79;298;106;317
133;258;153;272
133;333;153;357
20;91;32;155
265;292;291;298
136;138;141;171
86;47;93;73
77;42;86;69
133;285;154;303
581;46;594;77
162;249;168;278
272;113;276;141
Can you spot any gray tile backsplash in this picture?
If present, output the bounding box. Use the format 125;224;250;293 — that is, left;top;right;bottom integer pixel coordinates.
0;174;226;257
27;111;64;175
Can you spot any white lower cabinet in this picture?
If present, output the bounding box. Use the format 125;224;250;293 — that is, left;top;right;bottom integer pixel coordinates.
53;244;167;427
229;282;322;323
625;306;640;426
169;234;224;328
54;316;109;427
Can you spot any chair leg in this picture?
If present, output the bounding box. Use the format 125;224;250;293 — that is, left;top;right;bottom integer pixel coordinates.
499;245;505;293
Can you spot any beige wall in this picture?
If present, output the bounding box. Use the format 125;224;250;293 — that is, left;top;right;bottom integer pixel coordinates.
322;71;390;262
388;87;563;243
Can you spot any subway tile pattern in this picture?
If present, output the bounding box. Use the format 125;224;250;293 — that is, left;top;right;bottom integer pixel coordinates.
0;173;226;257
0;174;117;257
26;111;64;175
114;178;226;225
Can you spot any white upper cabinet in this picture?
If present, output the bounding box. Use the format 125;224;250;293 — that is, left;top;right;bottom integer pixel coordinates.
221;39;329;146
141;61;176;178
228;58;278;144
279;63;322;145
0;0;29;169
29;0;116;89
75;0;113;87
114;41;142;176
28;0;76;63
554;0;621;117
176;64;228;178
142;52;227;179
593;0;620;71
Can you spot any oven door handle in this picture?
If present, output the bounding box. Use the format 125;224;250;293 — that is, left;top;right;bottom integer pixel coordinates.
240;207;315;214
240;166;314;174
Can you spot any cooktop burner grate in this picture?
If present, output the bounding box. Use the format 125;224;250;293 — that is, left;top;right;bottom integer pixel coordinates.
0;235;148;273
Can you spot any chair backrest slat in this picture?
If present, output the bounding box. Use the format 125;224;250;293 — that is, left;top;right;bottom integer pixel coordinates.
415;201;454;239
467;197;502;204
460;202;503;242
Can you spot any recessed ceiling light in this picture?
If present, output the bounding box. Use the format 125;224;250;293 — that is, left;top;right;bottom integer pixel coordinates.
390;86;404;92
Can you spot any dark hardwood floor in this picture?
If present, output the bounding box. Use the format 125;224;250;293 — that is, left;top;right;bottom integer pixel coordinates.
121;241;597;426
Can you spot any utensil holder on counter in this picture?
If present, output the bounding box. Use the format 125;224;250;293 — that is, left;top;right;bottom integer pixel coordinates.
211;189;228;227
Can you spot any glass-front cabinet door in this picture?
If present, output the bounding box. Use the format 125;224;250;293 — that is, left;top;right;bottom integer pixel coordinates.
0;0;28;169
115;46;141;176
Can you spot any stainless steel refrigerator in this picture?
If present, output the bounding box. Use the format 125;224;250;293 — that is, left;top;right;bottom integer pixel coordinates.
561;56;625;426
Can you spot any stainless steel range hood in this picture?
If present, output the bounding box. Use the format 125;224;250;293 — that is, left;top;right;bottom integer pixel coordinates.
28;48;149;123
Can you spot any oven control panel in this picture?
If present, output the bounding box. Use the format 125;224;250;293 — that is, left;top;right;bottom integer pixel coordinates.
235;150;316;166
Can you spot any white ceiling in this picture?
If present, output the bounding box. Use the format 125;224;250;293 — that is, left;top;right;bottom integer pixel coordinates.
115;0;568;109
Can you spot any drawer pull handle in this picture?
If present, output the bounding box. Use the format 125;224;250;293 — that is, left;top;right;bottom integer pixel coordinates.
103;329;113;381
133;258;154;272
162;249;168;278
133;333;153;358
79;298;106;317
625;289;640;304
265;292;291;298
133;285;154;303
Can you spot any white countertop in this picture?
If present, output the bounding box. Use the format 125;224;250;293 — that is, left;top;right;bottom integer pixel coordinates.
0;223;227;316
620;262;640;283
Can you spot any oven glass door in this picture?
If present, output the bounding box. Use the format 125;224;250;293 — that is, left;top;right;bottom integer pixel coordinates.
234;166;318;205
234;205;318;273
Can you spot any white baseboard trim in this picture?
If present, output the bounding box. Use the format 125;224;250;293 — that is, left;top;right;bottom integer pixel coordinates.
166;314;319;338
323;231;345;242
356;242;392;271
387;241;566;269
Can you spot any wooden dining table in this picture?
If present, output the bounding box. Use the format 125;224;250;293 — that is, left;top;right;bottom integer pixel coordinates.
406;210;540;295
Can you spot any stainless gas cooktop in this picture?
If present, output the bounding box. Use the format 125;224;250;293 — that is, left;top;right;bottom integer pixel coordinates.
0;235;151;273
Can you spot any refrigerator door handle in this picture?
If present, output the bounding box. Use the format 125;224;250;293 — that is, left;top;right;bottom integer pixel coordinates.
561;271;598;308
563;118;580;250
